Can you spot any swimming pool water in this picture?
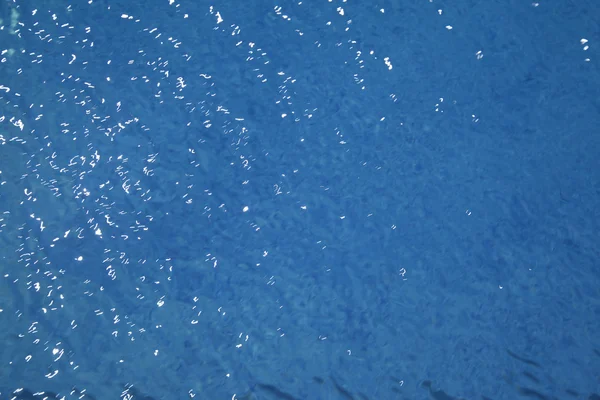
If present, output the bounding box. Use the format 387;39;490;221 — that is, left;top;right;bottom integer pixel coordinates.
0;0;599;399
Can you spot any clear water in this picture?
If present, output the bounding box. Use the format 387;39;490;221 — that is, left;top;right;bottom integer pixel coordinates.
1;0;599;399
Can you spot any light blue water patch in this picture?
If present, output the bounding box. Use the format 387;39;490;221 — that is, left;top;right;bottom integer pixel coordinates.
0;0;599;399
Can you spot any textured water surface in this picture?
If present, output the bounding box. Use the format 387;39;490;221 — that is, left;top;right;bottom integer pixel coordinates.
0;0;599;399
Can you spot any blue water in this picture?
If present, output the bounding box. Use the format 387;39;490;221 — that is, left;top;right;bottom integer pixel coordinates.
1;0;599;399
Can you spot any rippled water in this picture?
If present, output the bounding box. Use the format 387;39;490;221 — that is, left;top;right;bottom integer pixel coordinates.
1;0;599;399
